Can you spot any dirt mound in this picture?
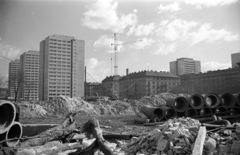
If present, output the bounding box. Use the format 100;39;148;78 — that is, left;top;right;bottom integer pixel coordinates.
18;102;48;118
44;95;99;116
93;100;135;115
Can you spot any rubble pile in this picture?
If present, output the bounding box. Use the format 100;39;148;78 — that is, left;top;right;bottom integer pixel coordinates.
122;118;240;155
19;102;48;118
124;117;200;155
93;100;135;115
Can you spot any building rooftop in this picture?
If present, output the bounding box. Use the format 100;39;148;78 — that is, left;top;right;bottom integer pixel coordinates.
120;70;179;80
102;75;122;82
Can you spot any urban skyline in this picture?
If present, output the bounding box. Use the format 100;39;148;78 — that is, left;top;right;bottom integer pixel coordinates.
0;0;239;83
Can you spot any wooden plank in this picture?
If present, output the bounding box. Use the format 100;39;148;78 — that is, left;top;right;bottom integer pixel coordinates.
192;126;206;155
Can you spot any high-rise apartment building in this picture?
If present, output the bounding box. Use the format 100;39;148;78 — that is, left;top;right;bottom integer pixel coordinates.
8;59;20;97
231;52;240;68
39;34;85;101
20;50;39;100
170;58;201;76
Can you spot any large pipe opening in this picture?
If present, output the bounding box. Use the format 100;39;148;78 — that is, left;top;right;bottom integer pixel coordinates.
229;106;240;115
205;93;220;108
165;108;177;119
185;108;198;117
167;97;189;112
214;106;228;116
140;106;164;121
220;93;235;108
199;107;213;115
190;94;204;109
0;101;16;134
6;122;22;147
153;108;164;121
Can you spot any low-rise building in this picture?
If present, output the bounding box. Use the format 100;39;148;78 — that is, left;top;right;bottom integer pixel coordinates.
180;67;240;94
86;82;102;97
119;70;180;100
102;75;122;97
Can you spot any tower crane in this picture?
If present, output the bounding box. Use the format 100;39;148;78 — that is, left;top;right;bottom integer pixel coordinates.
111;33;142;76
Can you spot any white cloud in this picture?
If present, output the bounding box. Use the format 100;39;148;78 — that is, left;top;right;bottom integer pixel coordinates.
185;0;238;8
93;35;123;53
202;61;231;71
131;38;155;50
127;23;156;36
0;38;21;60
152;43;176;55
86;58;110;82
82;0;137;33
188;24;239;45
156;19;198;41
158;2;181;13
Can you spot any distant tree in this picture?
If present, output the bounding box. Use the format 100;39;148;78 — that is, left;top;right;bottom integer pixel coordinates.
0;74;8;88
11;71;24;102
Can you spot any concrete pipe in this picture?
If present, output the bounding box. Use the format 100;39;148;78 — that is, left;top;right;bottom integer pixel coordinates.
140;105;164;121
204;93;221;109
185;108;198;117
214;106;228;116
0;100;16;134
228;106;240;115
220;93;236;108
199;107;213;115
166;96;189;113
22;124;57;137
233;93;240;106
159;105;177;120
188;94;205;109
0;121;22;147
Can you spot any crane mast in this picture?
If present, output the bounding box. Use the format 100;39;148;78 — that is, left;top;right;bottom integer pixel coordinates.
111;33;142;76
113;33;118;75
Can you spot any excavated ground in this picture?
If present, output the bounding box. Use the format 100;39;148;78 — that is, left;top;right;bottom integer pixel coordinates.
20;114;156;136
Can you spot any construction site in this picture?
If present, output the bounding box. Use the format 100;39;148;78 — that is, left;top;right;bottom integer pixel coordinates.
0;0;240;154
0;91;240;155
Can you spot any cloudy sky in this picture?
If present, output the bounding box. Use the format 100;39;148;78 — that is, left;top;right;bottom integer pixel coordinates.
0;0;239;82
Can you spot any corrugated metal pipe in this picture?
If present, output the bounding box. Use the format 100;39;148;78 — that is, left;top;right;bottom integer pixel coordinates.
220;93;236;108
204;93;221;108
0;100;16;134
166;96;189;113
140;105;164;121
188;94;205;109
0;121;22;147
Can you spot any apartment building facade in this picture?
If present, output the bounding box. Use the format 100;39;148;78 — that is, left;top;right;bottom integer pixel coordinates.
86;82;102;97
102;75;122;97
180;67;240;94
8;59;20;97
170;58;201;76
19;50;39;100
119;70;180;100
231;52;240;68
39;34;85;101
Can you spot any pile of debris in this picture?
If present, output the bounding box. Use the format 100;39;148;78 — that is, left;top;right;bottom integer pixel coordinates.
18;102;48;118
93;100;135;115
122;117;240;155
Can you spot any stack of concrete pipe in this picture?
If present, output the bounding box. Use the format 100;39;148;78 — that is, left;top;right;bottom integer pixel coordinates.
140;92;240;122
0;100;22;147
